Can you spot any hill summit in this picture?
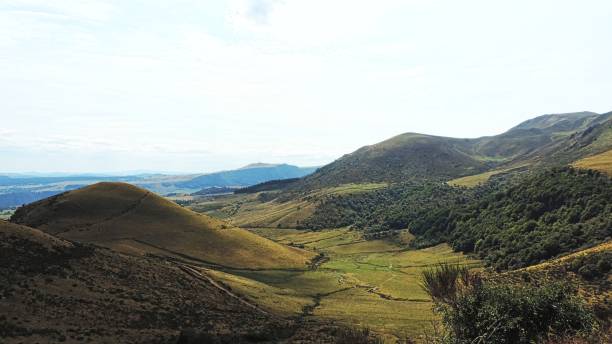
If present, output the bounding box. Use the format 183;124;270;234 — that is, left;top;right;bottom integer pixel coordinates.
11;182;314;269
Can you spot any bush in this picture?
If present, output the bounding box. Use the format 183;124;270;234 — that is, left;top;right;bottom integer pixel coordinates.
420;265;598;344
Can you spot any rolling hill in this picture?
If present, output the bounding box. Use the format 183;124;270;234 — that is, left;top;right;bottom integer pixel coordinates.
10;182;314;269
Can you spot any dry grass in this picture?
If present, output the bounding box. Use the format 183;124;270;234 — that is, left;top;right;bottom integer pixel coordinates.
447;164;529;187
572;149;612;176
189;183;387;228
12;182;314;269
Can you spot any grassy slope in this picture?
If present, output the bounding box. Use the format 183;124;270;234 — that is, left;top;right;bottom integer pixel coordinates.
449;114;612;187
11;182;314;270
191;183;387;228
573;149;612;176
447;164;529;187
292;134;491;190
501;241;611;322
208;228;479;339
0;221;290;343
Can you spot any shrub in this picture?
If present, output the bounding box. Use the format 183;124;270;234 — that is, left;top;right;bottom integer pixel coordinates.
420;265;598;344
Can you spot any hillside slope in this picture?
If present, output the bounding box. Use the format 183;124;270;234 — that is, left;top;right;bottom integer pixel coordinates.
0;220;345;343
573;149;612;176
10;182;314;269
293;134;490;189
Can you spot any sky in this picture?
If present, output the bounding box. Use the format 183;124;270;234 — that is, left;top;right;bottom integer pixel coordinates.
1;0;611;174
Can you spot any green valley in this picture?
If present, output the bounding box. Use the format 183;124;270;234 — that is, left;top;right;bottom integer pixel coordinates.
199;228;479;340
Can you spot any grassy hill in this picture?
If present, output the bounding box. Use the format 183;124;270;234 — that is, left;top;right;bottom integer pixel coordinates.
10;182;314;269
290;112;610;191
291;133;491;190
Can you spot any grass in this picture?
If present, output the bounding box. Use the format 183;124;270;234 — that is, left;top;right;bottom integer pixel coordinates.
447;163;529;187
208;228;479;340
521;241;612;273
447;170;502;187
188;183;387;228
572;149;612;176
12;182;314;270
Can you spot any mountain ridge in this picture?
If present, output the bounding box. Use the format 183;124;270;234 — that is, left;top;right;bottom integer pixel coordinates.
288;111;611;191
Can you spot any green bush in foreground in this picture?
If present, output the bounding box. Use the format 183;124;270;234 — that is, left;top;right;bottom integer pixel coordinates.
421;264;598;344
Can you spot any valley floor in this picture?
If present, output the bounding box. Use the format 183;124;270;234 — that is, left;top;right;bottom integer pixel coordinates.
188;228;479;341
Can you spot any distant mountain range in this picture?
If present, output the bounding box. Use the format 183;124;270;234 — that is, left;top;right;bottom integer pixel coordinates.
0;163;317;209
176;164;317;189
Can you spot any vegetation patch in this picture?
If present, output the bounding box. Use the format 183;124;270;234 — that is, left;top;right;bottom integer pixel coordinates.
421;264;601;344
573;149;612;176
298;167;612;271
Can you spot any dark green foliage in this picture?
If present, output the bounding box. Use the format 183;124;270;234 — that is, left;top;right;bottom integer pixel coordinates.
303;167;611;270
444;282;597;344
420;266;598;344
568;251;612;281
299;181;480;237
449;167;612;270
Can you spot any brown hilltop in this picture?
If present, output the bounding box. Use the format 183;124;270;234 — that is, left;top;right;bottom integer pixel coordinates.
11;182;314;269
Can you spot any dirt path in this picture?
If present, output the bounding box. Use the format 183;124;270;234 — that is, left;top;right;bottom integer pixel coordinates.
300;287;354;317
177;263;273;316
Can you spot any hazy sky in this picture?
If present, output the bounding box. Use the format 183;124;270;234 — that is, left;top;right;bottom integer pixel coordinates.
1;0;611;173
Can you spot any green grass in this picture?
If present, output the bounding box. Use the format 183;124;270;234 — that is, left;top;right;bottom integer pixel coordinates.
210;228;479;340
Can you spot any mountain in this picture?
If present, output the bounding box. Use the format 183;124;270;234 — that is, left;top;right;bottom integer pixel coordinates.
289;112;611;190
291;133;491;189
176;163;317;189
10;182;314;269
